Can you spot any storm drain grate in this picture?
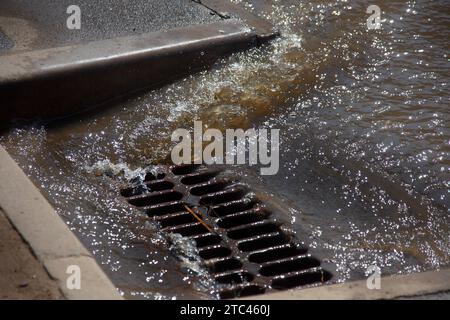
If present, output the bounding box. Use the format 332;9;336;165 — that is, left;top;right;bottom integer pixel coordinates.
120;164;332;299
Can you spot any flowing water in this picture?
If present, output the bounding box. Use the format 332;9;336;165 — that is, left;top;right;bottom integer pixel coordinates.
0;0;449;298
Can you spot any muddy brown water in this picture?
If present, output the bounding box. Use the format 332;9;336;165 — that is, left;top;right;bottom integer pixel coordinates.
1;0;449;299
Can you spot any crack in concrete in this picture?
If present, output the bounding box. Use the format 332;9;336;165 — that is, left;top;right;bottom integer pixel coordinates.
191;0;231;19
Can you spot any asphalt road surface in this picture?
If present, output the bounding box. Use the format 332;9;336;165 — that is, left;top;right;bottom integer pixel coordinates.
0;0;221;51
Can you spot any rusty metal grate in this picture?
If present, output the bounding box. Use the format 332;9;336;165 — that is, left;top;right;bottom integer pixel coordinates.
120;164;332;299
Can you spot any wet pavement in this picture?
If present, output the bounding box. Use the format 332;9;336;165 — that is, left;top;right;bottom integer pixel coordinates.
0;0;449;299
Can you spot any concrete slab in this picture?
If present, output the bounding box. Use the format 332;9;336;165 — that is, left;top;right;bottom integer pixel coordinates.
0;208;62;299
0;145;122;299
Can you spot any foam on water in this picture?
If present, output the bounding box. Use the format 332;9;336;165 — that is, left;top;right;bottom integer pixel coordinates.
85;159;147;181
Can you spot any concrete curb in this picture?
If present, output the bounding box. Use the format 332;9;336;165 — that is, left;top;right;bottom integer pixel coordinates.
243;268;450;300
0;20;257;124
0;145;122;300
0;17;277;127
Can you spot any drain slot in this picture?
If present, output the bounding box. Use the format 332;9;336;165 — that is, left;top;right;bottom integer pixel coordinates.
181;171;220;185
271;270;333;290
145;202;185;216
200;188;247;206
190;180;231;196
172;164;200;175
165;222;209;237
227;222;280;240
259;255;321;277
121;180;174;197
218;209;268;229
215;271;254;285
128;191;183;207
238;233;289;252
146;180;175;191
158;212;196;228
145;172;166;181
207;258;243;273
199;246;232;260
248;245;307;263
213;200;257;217
190;234;223;247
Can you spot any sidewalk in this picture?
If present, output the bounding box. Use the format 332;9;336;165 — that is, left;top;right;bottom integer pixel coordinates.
0;0;221;54
0;208;62;299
